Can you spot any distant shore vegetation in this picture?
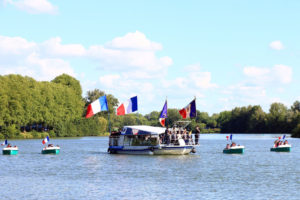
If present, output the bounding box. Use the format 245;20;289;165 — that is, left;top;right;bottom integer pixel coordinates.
0;74;300;139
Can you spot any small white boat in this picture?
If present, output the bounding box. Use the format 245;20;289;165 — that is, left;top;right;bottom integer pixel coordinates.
3;146;19;155
108;125;196;155
223;146;245;154
42;145;60;154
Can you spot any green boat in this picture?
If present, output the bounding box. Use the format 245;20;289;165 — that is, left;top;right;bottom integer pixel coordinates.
2;147;18;155
41;145;60;154
270;144;291;152
223;146;245;154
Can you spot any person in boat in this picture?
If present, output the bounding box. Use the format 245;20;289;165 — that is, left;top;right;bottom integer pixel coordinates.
230;142;236;147
274;139;279;147
195;126;200;145
171;127;176;144
284;140;288;145
164;126;170;144
225;144;230;149
182;129;188;143
7;143;12;148
188;130;194;145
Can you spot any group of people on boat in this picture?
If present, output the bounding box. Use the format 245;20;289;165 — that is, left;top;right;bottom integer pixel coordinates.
4;144;17;148
160;126;195;145
273;139;289;148
225;142;240;149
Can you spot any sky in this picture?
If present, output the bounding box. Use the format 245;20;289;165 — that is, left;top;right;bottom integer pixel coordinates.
1;0;300;115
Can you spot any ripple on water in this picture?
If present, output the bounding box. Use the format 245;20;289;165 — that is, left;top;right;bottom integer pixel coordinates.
0;135;299;200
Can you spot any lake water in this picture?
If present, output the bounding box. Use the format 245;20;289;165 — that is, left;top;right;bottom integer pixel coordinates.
1;134;299;200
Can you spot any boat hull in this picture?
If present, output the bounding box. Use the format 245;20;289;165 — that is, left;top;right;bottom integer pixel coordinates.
270;147;291;152
223;147;244;154
2;149;18;155
108;145;194;155
154;146;194;155
41;149;60;154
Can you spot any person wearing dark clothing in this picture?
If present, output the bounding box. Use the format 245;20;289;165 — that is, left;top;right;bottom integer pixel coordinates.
195;126;200;145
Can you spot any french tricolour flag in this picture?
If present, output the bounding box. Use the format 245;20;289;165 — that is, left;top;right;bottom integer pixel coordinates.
42;136;49;145
1;139;7;146
117;96;138;116
85;95;108;118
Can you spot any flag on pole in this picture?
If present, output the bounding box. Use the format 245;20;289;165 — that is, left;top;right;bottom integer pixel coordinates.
42;136;49;145
117;96;138;115
226;136;229;140
282;135;286;140
86;95;109;118
179;99;196;119
159;100;168;127
230;134;233;141
1;139;7;146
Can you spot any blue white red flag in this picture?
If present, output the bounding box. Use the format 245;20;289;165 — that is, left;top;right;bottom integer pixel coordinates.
159;100;168;127
179;99;196;119
42;136;49;145
117;96;138;115
1;139;7;146
86;95;109;118
282;134;286;140
230;134;233;141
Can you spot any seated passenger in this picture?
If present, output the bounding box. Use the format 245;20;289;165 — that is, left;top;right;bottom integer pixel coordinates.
284;140;288;145
230;142;236;147
274;140;279;147
225;144;230;149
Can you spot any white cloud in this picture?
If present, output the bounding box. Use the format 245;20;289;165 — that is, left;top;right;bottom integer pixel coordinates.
106;31;162;51
273;64;292;84
88;31;172;79
243;65;292;85
41;37;86;57
0;35;36;55
5;0;57;14
269;40;284;50
0;35;76;81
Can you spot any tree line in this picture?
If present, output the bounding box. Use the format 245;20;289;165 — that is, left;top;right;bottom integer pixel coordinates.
0;74;300;139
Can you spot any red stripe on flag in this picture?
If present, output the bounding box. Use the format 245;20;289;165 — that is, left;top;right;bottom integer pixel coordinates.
117;104;125;115
85;104;94;118
179;108;187;119
159;118;165;127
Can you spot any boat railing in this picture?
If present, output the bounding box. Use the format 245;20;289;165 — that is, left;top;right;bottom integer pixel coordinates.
159;133;195;146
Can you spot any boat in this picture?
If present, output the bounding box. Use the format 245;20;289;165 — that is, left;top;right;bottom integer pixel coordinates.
41;144;60;154
270;144;291;152
2;146;19;155
108;125;196;155
223;146;245;154
223;134;244;154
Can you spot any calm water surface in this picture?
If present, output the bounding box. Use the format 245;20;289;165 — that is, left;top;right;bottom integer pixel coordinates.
1;134;299;200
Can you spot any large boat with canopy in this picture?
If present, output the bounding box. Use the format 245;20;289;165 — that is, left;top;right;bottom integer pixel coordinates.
108;123;196;155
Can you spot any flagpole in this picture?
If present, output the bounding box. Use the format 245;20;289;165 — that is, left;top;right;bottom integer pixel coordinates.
108;110;111;135
165;96;168;128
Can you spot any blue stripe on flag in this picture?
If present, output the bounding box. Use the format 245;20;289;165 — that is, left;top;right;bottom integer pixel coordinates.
130;96;138;112
99;95;108;111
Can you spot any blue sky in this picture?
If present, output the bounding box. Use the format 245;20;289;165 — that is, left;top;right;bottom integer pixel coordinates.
1;0;300;115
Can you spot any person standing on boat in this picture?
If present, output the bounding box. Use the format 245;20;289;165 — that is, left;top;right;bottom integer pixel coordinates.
195;126;200;145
